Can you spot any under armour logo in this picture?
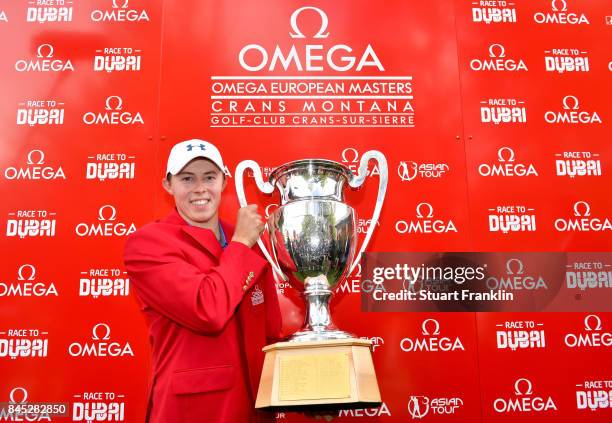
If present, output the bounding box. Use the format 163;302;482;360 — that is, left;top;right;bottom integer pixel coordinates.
187;144;206;152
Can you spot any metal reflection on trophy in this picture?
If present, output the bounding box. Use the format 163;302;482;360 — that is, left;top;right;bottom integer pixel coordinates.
235;151;387;409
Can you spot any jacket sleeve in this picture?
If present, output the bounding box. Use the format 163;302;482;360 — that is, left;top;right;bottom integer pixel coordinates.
262;266;283;343
124;229;268;335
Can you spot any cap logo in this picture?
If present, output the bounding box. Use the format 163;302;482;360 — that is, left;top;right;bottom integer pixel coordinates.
186;143;206;152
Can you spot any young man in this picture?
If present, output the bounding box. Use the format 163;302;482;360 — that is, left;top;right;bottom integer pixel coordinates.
124;139;282;422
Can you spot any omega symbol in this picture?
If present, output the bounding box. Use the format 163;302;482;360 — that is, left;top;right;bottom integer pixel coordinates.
98;205;118;221
289;6;329;39
104;95;123;111
514;378;533;396
415;202;434;219
421;318;441;335
92;323;112;340
36;44;54;58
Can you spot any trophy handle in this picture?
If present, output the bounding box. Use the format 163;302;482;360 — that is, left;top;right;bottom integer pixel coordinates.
347;150;388;275
235;160;288;281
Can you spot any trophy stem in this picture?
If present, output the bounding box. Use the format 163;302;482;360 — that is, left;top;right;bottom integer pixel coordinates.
305;275;334;332
290;275;353;342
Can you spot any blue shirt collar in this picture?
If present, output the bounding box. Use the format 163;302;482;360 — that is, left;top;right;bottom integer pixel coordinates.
182;213;227;248
218;223;228;249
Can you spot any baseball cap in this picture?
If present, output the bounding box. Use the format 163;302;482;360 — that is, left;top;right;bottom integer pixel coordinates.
166;139;225;175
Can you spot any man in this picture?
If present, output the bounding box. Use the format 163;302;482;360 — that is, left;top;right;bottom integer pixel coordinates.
124;139;282;422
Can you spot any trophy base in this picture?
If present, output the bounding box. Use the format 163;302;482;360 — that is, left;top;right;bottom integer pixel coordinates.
289;329;353;342
255;338;381;411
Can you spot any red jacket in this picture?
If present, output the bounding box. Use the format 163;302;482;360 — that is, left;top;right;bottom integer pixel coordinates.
124;210;281;423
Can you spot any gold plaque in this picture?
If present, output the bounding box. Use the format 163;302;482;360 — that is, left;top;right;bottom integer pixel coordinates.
278;353;350;401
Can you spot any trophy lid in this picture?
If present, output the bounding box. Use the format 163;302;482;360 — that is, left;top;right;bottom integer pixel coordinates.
269;159;355;204
269;159;353;185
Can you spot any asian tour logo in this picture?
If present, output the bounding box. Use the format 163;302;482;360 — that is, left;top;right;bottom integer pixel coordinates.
488;205;536;234
575;380;612;411
75;205;136;237
496;321;545;351
3;149;65;181
470;43;527;72
545;49;589;73
86;153;135;181
407;396;429;419
534;0;590;25
555;152;601;178
493;378;557;413
27;1;73;23
400;319;465;352
15;43;74;72
239;6;383;72
0;329;48;360
564;314;611;348
566;261;611;291
357;218;379;236
91;0;149;22
68;323;134;357
358;336;385;353
408;395;463;419
6;210;56;238
472;1;516;24
554;201;611;232
72;392;126;422
80;268;130;298
396;203;457;234
397;161;449;182
545;95;602;125
82;96;144;125
0;264;58;297
486;258;548;291
16;99;64;126
480;98;526;124
247;164;275;180
94;47;142;72
370;336;384;352
478;147;538;177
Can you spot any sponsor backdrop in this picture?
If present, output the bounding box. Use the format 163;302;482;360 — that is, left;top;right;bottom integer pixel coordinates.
0;0;610;421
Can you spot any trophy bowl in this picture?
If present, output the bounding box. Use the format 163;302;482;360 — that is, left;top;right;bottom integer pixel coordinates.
268;159;357;341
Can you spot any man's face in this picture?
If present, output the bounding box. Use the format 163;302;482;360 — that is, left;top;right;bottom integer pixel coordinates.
162;158;227;228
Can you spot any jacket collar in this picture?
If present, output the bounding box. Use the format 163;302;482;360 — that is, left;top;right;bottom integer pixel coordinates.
161;209;235;259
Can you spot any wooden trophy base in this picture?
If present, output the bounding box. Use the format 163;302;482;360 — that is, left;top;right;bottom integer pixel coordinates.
255;338;381;411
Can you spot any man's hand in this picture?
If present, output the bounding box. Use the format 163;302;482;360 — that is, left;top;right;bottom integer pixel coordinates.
231;204;265;248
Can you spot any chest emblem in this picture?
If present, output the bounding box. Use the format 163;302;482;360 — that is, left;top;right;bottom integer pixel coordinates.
251;285;264;306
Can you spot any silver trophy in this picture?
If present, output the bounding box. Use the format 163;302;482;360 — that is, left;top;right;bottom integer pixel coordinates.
235;151;387;342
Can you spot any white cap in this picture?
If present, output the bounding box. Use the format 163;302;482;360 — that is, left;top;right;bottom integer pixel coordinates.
166;139;224;175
